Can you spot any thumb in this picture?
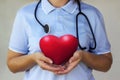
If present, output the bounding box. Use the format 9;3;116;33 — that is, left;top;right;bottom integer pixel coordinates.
40;54;53;64
69;56;77;63
69;51;80;63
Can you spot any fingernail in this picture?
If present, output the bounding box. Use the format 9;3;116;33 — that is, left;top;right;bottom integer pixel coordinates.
50;60;53;64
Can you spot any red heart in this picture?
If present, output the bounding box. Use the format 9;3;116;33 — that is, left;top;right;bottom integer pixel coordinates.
39;34;78;65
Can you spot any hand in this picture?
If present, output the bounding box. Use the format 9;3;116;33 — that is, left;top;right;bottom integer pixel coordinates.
33;53;64;73
55;50;83;75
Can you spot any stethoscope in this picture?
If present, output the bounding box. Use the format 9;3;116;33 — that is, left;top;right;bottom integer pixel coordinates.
34;0;96;50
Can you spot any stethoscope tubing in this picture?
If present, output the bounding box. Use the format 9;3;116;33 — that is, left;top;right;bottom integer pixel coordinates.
34;0;97;50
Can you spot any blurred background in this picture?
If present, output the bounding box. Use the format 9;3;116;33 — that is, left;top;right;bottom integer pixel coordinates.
0;0;120;80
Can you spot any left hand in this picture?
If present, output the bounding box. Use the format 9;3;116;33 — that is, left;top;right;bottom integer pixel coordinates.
55;50;83;75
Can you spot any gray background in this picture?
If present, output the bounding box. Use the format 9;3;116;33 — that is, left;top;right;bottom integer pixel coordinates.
0;0;120;80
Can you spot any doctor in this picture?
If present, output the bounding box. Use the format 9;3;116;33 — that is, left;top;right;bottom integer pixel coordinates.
7;0;112;80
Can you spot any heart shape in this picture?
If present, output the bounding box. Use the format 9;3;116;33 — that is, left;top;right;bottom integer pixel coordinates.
39;34;78;65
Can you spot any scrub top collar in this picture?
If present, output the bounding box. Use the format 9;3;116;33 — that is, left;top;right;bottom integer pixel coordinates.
41;0;77;14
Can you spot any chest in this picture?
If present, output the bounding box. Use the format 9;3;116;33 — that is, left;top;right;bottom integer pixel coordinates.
25;10;93;53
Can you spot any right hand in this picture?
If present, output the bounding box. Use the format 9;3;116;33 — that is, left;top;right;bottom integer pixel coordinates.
33;52;64;73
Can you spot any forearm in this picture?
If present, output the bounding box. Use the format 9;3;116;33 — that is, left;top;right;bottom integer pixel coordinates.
7;50;36;73
81;51;112;72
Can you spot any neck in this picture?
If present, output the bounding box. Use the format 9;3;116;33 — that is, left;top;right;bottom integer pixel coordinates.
48;0;69;8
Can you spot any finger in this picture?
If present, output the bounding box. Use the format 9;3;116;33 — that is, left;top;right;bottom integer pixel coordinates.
56;59;80;75
69;54;79;63
40;54;53;64
69;56;76;63
56;51;83;75
55;65;72;74
69;51;82;63
39;61;62;72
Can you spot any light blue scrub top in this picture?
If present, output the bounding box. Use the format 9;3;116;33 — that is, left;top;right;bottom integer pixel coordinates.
9;0;111;80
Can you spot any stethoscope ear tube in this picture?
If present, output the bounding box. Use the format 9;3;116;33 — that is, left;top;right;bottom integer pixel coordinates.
81;12;96;50
76;0;96;50
76;11;96;50
76;12;86;50
34;0;50;33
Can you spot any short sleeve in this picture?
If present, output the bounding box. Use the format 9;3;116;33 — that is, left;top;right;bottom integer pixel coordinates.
90;9;111;55
9;10;28;54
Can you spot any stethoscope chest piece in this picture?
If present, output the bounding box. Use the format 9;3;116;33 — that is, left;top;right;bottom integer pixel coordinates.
34;0;97;50
44;24;50;33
